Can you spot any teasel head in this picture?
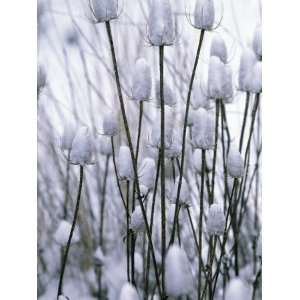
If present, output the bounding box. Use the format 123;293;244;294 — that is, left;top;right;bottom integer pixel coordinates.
89;0;118;23
130;206;146;233
224;277;251;300
119;282;140;300
131;58;152;102
248;61;262;94
193;0;215;30
169;176;191;206
227;145;244;178
60;122;77;152
101;111;119;136
138;157;156;195
117;145;134;181
147;0;175;46
165;244;193;297
98;136;113;156
155;79;177;107
191;108;215;150
191;85;210;110
252;24;262;61
206;202;226;235
54;220;80;246
69;127;94;165
193;149;213;173
210;34;228;64
238;48;257;92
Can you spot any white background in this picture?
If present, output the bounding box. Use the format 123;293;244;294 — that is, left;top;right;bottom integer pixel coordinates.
0;0;299;298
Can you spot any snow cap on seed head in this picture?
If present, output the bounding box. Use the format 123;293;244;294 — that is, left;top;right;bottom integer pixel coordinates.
206;202;225;235
248;61;262;94
191;85;210;110
210;35;228;63
54;220;80;245
90;0;118;23
165;244;193;297
207;56;233;100
148;0;175;46
119;282;140;300
227;145;244;178
194;0;215;30
238;48;257;92
139;157;156;194
155;79;176;107
70;127;94;165
130;206;145;233
102;111;119;136
60;121;77;151
118;145;134;180
192;149;213;173
169;176;191;206
165;130;182;158
131;58;152;102
224;277;252;300
98;136;113;156
191;108;215;150
252;24;262;60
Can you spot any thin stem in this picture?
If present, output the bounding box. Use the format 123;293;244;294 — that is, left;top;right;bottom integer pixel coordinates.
126;180;131;282
159;45;166;297
170;29;205;245
57;165;84;299
239;92;250;152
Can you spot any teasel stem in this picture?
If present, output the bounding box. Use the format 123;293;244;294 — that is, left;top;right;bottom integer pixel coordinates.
170;29;205;246
158;44;167;297
239;92;250;152
98;154;110;296
198;149;206;300
57;166;84;299
126;180;131;282
211;99;221;204
144;157;161;300
105;21;163;298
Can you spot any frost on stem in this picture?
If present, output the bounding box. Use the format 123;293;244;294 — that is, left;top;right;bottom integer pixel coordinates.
131;58;152;102
165;245;193;297
139;157;156;195
194;0;215;30
90;0;118;23
227;145;244;178
206;203;226;235
130;206;146;233
54;220;80;246
119;282;140;300
37;65;46;95
155;79;176;107
210;35;228;64
224;277;252;300
117;145;134;181
102;111;119;136
252;24;262;60
191;108;215;150
60;122;77;151
70;127;94;165
169;176;191;206
148;0;175;46
238;48;257;92
207;56;233;101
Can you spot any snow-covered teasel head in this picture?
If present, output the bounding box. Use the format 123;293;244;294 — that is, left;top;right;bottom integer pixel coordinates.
155;80;176;107
148;0;175;46
248;61;262;94
207;56;228;99
165;245;193;297
224;277;252;300
165;131;182;159
70;127;94;165
192;149;213;173
130;206;145;233
118;145;134;181
169;176;191;206
227;145;244;178
206;202;226;235
252;25;262;60
210;35;228;63
37;65;46;95
54;220;80;246
60;122;77;151
119;282;140;300
102;111;119;136
139;157;156;194
89;0;118;23
193;0;215;30
131;58;152;102
98;136;113;156
238;48;257;92
191;108;215;150
191;85;210;110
